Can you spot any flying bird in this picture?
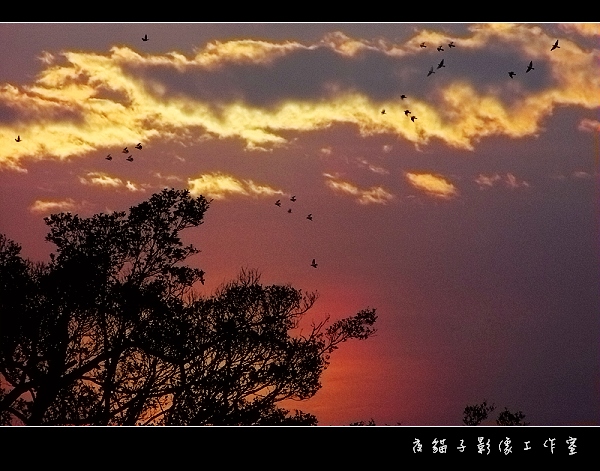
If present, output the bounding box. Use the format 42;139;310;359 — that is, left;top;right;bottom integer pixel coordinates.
275;199;281;207
105;154;112;161
437;45;444;52
15;135;21;142
307;214;313;221
437;59;445;69
142;34;148;41
526;61;534;73
420;42;426;48
311;259;318;268
400;94;407;100
122;147;129;153
135;143;142;150
427;66;435;77
287;208;292;214
411;116;417;122
448;41;456;48
381;109;386;115
290;195;296;202
551;40;560;51
404;110;411;116
508;71;516;78
126;155;133;162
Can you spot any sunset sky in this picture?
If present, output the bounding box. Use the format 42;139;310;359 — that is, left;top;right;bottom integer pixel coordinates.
0;22;598;426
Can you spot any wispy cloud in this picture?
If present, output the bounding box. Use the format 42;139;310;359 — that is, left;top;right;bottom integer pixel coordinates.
187;172;283;200
323;173;394;204
572;170;595;179
405;172;458;199
475;173;530;189
30;198;77;214
578;118;600;133
356;158;389;175
79;172;146;192
558;23;600;38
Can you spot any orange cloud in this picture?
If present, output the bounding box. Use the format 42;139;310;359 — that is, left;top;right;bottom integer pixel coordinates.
558;23;600;38
188;172;283;200
1;24;599;171
405;172;458;199
30;198;77;214
79;172;146;192
323;173;394;205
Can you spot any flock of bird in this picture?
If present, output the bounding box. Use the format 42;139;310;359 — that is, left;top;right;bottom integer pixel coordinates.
381;38;561;122
12;33;563;276
105;142;143;162
274;195;318;268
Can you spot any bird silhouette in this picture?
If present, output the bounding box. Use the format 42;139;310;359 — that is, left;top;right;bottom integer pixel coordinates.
311;259;318;268
126;155;133;162
404;110;411;116
427;66;435;77
135;143;142;150
437;45;444;52
420;42;426;48
400;94;407;100
105;154;112;161
122;147;129;153
448;41;456;48
411;116;417;122
381;109;386;115
551;40;560;51
526;61;534;73
508;71;516;78
287;208;292;214
142;34;148;41
15;135;21;142
275;199;281;207
290;195;296;202
437;59;445;69
307;214;313;221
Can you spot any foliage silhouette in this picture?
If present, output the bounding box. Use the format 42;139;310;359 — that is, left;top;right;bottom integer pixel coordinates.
0;188;377;425
495;407;529;426
463;400;529;426
463;399;496;426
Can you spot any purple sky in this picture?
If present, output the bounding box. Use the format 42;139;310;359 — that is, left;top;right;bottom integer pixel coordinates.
0;22;598;425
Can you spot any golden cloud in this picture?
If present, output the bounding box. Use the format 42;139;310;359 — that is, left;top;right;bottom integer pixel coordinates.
30;198;77;214
79;172;145;192
558;23;600;38
323;173;394;205
187;172;283;200
405;172;458;199
1;24;599;171
194;39;308;69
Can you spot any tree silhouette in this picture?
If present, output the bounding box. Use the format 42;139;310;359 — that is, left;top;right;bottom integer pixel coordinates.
496;407;529;426
0;188;377;425
463;400;496;426
463;400;529;426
